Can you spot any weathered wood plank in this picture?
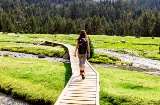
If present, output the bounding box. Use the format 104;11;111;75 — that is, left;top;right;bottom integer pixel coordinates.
64;94;96;97
59;103;82;105
62;96;96;101
65;91;96;95
67;88;96;91
60;100;96;104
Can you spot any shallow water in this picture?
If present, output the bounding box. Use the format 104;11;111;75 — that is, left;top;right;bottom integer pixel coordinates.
0;93;29;105
0;51;70;63
95;48;160;75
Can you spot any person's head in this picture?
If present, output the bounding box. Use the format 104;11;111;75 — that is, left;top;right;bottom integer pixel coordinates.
78;30;87;39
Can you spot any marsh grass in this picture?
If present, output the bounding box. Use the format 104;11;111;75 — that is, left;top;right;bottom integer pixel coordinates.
10;34;160;63
37;34;160;61
96;67;160;105
1;33;160;104
88;53;128;65
0;57;71;104
1;46;65;57
0;33;40;44
0;42;66;58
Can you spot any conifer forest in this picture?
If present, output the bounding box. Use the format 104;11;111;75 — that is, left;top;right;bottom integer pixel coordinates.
0;0;160;37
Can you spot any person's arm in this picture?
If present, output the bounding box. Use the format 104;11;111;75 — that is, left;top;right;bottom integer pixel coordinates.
87;39;90;58
74;40;78;57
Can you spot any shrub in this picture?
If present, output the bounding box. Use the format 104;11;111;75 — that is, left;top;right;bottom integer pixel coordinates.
88;37;94;58
3;54;9;57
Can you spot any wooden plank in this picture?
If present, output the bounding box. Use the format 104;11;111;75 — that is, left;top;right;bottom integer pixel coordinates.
59;103;82;105
69;84;97;87
62;96;96;101
64;94;96;97
67;88;96;91
70;83;97;85
84;76;97;79
68;86;97;90
70;81;97;84
70;82;96;84
75;79;97;81
67;90;96;94
66;90;96;93
60;100;96;104
65;91;96;95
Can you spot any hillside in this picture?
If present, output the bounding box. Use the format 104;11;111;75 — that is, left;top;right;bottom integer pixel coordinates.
0;0;160;37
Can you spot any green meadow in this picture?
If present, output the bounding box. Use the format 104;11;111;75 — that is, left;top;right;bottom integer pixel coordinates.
0;33;160;104
24;34;160;60
97;67;160;105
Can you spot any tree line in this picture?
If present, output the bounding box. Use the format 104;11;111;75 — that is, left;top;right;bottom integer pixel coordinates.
0;0;160;37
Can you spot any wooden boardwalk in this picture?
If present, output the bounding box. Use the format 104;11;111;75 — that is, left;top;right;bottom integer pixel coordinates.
54;42;100;105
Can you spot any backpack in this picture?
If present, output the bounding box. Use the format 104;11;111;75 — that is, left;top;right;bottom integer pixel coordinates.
78;38;88;54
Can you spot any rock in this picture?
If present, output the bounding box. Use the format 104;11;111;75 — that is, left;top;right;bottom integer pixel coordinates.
38;54;46;58
63;52;70;59
121;40;126;43
40;41;62;47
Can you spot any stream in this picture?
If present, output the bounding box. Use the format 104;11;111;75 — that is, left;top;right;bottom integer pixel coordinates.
0;51;70;63
95;48;160;75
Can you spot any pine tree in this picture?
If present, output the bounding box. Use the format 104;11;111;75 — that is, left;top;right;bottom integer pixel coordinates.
140;13;150;37
2;17;15;33
28;15;37;33
151;15;160;37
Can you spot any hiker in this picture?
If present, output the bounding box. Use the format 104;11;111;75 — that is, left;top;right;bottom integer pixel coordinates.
74;30;90;79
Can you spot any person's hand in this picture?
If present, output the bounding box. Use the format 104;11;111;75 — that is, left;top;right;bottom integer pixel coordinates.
74;53;76;57
87;53;90;58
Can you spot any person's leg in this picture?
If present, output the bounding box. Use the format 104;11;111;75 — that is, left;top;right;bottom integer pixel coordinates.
80;54;87;79
80;66;85;75
79;55;85;75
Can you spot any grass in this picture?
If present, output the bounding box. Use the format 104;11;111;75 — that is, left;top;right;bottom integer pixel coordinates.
23;34;160;61
96;67;160;105
0;34;67;58
0;33;70;104
0;42;66;57
88;52;133;65
0;33;40;44
0;56;71;104
89;35;160;60
1;33;160;104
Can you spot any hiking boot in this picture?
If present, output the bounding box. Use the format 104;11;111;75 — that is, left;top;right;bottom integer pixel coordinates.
81;70;85;79
82;74;85;79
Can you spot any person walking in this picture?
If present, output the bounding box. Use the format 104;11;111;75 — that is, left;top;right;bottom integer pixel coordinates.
74;30;90;79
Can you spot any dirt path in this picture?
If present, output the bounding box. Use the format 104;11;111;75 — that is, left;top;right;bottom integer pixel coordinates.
95;48;160;75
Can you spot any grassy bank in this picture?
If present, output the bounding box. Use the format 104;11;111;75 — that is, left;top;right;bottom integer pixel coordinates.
0;34;67;58
0;56;71;104
96;67;160;105
0;42;66;57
